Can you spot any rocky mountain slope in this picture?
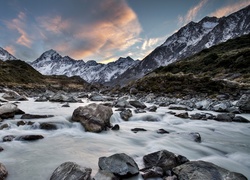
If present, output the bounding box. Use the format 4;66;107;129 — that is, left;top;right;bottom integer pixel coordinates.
31;49;139;84
117;34;250;98
0;47;17;61
112;5;250;86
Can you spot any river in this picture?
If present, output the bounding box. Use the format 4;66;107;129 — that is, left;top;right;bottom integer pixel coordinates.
0;98;250;179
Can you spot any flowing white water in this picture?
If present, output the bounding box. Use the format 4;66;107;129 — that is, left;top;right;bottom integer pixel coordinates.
0;98;250;180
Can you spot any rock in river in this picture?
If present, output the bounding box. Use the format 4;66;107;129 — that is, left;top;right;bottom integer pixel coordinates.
143;150;189;171
0;162;8;180
50;162;92;180
173;161;247;180
72;103;113;133
98;153;139;178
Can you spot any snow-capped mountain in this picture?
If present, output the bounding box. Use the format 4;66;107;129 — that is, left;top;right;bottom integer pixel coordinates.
0;47;17;61
31;49;139;83
111;5;250;85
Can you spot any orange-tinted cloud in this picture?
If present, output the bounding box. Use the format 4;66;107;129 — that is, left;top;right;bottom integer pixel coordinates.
210;1;250;18
6;12;32;48
37;0;142;60
179;0;208;25
4;45;15;56
37;15;70;33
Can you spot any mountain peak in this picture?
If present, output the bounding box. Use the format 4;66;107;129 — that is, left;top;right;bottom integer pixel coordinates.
0;47;17;61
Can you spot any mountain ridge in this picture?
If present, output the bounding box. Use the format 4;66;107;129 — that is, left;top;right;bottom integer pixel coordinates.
31;49;139;84
110;5;250;86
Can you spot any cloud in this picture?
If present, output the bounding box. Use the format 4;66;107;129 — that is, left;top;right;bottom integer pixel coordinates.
178;0;208;25
4;45;15;56
141;38;161;50
36;0;142;60
5;12;32;48
210;1;250;18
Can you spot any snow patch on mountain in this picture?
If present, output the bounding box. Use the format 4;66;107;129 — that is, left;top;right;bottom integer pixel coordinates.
0;47;17;61
31;50;139;84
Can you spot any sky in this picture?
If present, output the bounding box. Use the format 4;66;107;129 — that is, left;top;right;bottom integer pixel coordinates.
0;0;250;63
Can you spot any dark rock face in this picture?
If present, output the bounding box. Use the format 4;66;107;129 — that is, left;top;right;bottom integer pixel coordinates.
237;94;250;113
157;129;170;134
50;162;92;180
232;116;250;123
173;161;248;180
175;112;189;119
214;113;234;122
146;105;158;112
98;153;139;178
16;135;44;141
3;135;15;142
21;114;54;119
0;124;10;130
111;124;120;131
93;170;119;180
40;123;57;130
140;166;164;179
17;121;34;126
143;150;189;171
72;103;113;133
120;109;132;121
129;101;146;109
0;146;3;152
131;128;147;133
0;163;8;180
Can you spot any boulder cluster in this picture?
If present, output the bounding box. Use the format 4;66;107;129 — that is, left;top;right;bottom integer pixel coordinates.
48;150;247;180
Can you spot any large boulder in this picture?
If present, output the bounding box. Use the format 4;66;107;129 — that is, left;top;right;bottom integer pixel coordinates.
0;103;18;119
0;163;8;180
72;103;113;133
98;153;139;178
173;161;247;180
237;94;250;113
143;150;189;171
50;162;92;180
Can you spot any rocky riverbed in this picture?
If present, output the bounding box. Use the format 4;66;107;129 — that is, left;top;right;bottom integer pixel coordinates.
0;88;250;180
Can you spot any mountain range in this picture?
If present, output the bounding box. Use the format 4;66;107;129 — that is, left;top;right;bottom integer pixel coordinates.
0;5;250;86
31;50;139;84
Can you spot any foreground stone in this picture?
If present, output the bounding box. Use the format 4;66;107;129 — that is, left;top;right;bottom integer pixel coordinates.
0;146;3;152
98;153;139;178
50;162;92;180
0;163;8;180
143;150;189;172
129;100;146;109
72;103;113;133
173;161;247;180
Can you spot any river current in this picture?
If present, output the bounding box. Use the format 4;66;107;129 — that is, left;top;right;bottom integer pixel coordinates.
0;98;250;179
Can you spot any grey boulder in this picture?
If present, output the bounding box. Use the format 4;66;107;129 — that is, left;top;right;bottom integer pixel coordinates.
72;103;113;133
50;162;92;180
98;153;139;178
173;161;247;180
